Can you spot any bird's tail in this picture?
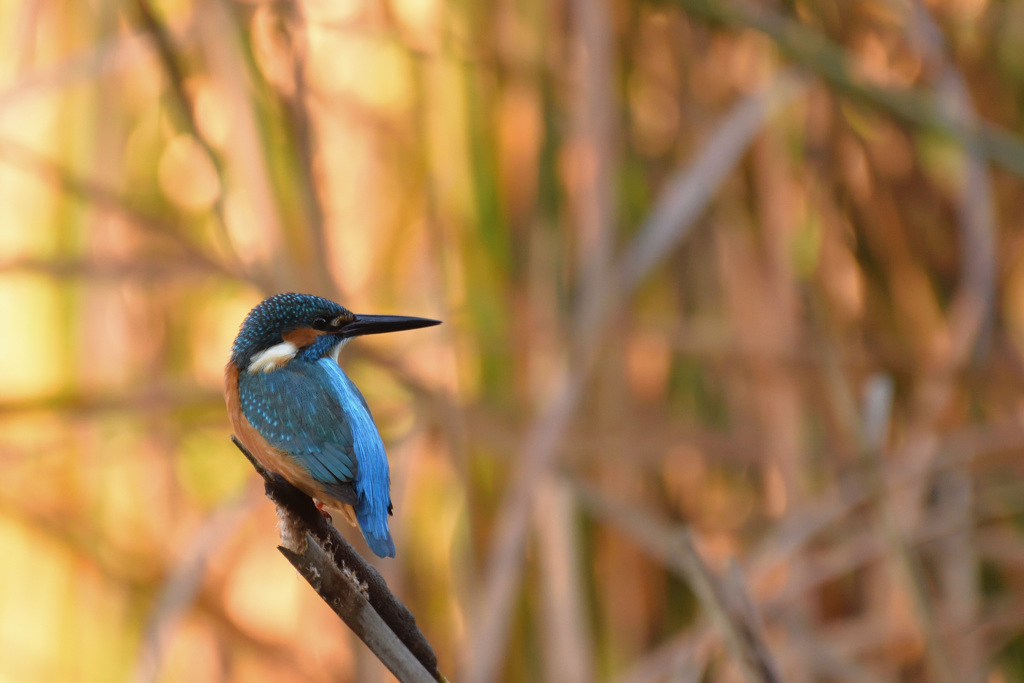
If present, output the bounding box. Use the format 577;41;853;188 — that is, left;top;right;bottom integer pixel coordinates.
356;502;396;558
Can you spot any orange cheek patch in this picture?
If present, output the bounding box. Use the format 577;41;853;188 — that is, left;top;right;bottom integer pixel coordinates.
283;326;322;348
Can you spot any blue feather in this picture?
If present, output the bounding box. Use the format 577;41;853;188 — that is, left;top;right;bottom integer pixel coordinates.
238;360;395;558
315;358;395;558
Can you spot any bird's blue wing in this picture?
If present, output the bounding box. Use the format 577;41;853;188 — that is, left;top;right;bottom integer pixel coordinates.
238;362;359;504
314;358;395;558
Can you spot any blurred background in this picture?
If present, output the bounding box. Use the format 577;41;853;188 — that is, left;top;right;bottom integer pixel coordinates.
1;0;1024;681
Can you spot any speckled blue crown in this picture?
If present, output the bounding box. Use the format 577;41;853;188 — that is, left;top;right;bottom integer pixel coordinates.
231;293;350;369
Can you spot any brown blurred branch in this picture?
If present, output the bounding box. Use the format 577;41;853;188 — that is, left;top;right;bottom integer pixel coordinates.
894;5;991;681
573;480;783;683
465;74;802;683
0;136;265;288
230;436;443;683
0;387;223;417
0;24;183;109
0;256;224;281
133;0;224;180
672;0;1024;177
616;630;714;683
132;0;239;267
861;375;955;683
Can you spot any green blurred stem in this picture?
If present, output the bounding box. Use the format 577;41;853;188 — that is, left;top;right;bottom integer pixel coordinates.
132;0;225;179
132;0;235;253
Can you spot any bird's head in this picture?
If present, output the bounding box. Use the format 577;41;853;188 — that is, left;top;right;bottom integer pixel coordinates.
231;292;440;373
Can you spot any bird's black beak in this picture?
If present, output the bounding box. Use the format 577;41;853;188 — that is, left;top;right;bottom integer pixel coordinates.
337;314;441;338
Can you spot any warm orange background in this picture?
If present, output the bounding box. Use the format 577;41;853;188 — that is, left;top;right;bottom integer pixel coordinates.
1;0;1024;681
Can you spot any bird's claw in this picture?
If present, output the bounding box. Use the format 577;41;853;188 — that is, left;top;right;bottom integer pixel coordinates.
315;500;332;522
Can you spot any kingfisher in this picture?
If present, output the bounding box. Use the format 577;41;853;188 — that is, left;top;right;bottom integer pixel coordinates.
225;292;440;558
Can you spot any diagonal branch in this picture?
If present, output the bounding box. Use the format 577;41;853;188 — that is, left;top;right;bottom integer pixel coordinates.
230;436;444;683
672;0;1024;177
133;0;223;179
572;479;783;683
0;136;265;288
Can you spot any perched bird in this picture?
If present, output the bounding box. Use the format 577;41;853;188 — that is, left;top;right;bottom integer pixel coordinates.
225;293;440;558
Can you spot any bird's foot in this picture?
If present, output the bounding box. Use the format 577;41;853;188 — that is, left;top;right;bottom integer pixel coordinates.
314;500;332;522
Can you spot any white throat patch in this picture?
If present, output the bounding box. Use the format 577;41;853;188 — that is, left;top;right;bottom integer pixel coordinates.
329;337;351;364
248;341;298;373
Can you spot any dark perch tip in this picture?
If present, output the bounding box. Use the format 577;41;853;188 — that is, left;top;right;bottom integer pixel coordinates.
228;433;441;680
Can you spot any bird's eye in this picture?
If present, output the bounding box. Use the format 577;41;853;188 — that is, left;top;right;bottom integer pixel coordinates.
312;317;330;331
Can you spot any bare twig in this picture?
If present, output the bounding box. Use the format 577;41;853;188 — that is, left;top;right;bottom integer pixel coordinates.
900;0;996;364
783;616;896;683
722;561;783;682
572;480;783;683
859;376;958;683
671;538;782;683
533;478;594;683
761;510;964;617
619;73;803;292
739;414;1024;598
230;436;444;683
615;629;714;683
894;8;990;678
570;0;617;326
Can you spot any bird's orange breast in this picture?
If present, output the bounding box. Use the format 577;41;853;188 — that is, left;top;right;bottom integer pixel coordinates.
224;361;319;496
224;360;358;526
